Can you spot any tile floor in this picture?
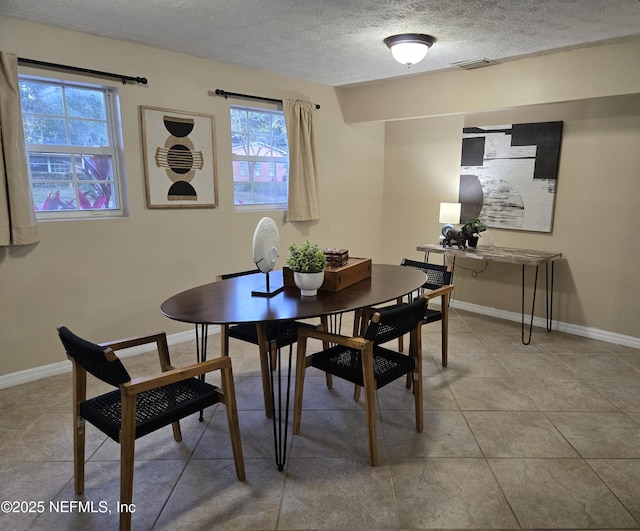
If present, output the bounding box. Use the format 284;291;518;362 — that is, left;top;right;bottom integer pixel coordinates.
1;309;640;530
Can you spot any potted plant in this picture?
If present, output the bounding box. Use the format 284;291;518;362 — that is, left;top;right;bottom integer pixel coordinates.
463;216;487;248
286;240;327;296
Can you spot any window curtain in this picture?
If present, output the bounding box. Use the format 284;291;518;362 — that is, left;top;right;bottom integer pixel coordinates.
0;51;39;246
283;99;320;222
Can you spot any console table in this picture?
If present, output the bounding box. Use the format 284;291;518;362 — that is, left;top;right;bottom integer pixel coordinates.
416;244;562;344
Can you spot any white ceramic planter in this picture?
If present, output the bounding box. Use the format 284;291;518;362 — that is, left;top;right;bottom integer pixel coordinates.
293;271;324;297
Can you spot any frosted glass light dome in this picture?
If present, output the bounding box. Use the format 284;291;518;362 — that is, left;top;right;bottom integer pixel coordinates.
384;34;436;66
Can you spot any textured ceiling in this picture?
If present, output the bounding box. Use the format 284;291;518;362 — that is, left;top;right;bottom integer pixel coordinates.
2;0;640;87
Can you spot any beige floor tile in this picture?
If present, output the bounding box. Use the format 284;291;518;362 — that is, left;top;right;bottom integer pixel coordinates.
0;374;70;415
31;459;187;531
478;332;548;354
195;408;287;460
464;411;578;457
280;457;397;529
537;333;618;354
457;312;523;335
0;412;105;462
587;377;640;412
290;408;387;462
440;350;511;378
489;458;638;529
554;353;640;378
520;377;619;411
382;409;482;457
378;373;459;411
494;351;576;377
442;331;493;355
0;462;73;530
618;352;640;370
390;457;519;529
293;369;370;411
588;458;640;522
155;459;281;530
546;412;640;458
447;376;538;410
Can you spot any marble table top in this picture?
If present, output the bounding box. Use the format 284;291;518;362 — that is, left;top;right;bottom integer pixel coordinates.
416;244;562;266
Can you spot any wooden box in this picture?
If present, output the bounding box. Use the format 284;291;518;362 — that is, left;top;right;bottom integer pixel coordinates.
324;248;350;267
283;257;372;292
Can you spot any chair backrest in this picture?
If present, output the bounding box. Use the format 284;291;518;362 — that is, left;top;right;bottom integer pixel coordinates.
401;258;452;290
365;297;427;344
216;269;260;281
58;326;131;387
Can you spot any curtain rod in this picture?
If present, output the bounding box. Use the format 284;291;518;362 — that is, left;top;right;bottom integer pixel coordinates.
214;88;320;109
17;57;148;85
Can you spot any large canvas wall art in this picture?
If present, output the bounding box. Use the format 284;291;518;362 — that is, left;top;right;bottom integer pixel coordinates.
459;121;563;232
141;106;217;208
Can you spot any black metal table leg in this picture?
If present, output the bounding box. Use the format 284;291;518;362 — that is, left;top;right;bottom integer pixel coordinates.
268;326;295;471
522;260;556;344
326;312;343;335
195;323;208;364
521;265;539;345
545;261;555;332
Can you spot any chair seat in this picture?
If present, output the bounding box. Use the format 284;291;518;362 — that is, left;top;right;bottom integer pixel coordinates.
424;307;442;324
80;378;220;441
372;302;443;329
311;344;415;389
294;297;426;466
228;320;315;348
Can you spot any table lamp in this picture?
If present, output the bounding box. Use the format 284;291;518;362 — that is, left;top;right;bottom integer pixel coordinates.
438;202;461;241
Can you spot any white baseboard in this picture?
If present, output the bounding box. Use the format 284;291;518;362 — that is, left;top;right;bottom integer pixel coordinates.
450;300;640;349
0;325;220;390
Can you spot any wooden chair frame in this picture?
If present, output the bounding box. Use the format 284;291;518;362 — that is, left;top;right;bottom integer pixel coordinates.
293;309;424;466
66;330;245;531
397;260;454;367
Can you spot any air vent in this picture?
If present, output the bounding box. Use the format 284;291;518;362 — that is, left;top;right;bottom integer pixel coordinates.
452;58;496;70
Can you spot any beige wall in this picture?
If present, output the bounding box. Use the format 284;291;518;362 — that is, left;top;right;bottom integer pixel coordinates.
1;16;639;379
380;96;640;339
342;39;640;342
0;17;385;376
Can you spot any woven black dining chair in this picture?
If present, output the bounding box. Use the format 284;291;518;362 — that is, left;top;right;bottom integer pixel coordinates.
58;326;245;531
292;296;427;466
395;258;454;366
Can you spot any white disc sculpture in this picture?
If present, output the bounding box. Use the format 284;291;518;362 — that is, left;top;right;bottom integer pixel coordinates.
251;217;283;297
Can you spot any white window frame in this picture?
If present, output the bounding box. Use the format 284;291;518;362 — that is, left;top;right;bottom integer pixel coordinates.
19;75;127;220
230;104;288;211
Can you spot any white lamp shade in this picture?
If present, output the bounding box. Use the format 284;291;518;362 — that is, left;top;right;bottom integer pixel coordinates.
390;42;430;66
439;202;461;224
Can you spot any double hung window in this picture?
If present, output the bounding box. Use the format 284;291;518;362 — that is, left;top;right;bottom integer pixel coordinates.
19;77;125;219
230;105;288;208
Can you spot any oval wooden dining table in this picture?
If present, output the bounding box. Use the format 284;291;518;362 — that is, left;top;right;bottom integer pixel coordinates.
161;263;426;470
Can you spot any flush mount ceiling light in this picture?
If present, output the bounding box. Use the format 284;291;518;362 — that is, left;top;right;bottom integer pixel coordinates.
383;33;436;66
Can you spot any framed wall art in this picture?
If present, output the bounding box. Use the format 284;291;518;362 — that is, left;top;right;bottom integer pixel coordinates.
459;121;563;232
140;106;217;208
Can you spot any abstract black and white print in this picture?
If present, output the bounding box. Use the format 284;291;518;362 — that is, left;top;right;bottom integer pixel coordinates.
459;121;562;232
